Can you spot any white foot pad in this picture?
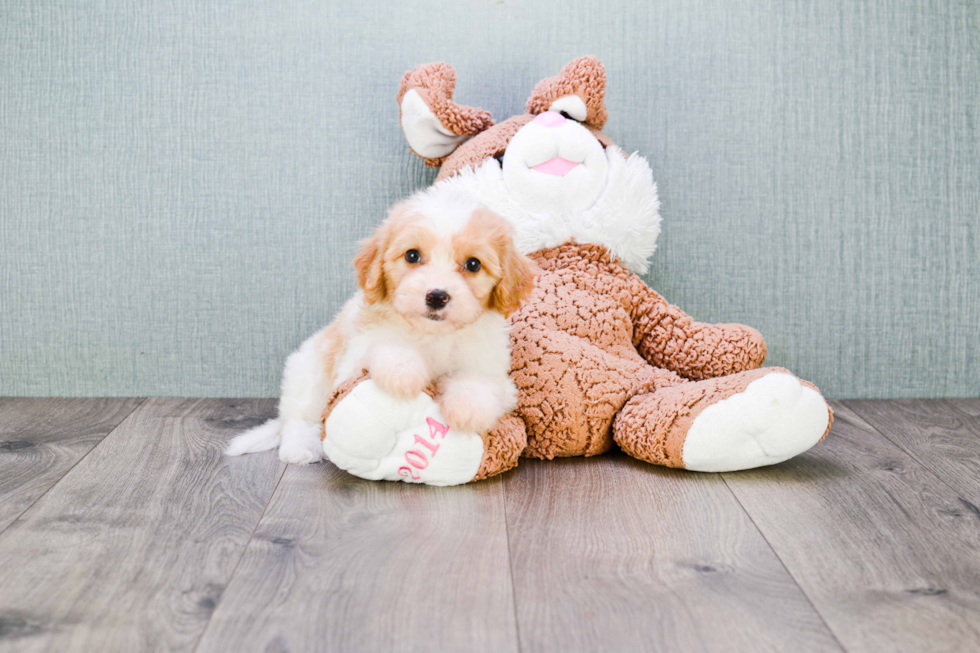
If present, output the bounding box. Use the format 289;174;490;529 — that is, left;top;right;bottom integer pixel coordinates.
682;373;830;472
323;380;484;486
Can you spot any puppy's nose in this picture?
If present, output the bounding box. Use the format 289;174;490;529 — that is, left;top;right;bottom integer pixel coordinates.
425;289;451;310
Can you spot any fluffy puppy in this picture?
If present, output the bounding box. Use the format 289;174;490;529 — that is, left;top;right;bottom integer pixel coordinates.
226;189;538;465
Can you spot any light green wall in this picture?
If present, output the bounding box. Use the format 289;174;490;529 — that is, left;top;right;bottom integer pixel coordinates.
1;0;977;398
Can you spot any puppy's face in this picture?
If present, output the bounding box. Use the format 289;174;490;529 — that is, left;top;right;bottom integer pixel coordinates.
355;203;537;335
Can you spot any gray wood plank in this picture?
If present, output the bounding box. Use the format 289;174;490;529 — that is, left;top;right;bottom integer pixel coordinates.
0;398;283;653
722;401;980;653
196;463;520;653
503;453;842;653
0;397;144;534
846;399;980;503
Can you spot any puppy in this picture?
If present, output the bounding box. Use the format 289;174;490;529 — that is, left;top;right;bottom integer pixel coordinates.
226;188;538;465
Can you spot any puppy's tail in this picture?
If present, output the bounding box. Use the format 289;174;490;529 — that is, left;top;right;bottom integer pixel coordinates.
225;418;282;456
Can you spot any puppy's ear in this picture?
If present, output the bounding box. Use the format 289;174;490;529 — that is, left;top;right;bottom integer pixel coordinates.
479;209;539;317
354;216;395;304
492;245;539;318
356;203;416;303
353;230;385;304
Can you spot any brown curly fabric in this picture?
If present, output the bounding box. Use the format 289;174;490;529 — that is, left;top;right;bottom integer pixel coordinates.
525;55;609;130
320;370;370;439
612;367;787;467
510;244;688;459
630;280;768;381
473;413;528;481
397;63;495;168
507;243;779;460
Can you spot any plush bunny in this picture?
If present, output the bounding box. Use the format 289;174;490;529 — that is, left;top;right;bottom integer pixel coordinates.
319;56;832;486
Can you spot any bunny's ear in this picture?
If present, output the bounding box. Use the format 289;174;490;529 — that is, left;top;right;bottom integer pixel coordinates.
397;63;494;167
526;56;609;130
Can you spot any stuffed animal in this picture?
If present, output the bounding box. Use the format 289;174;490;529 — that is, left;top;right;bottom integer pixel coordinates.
320;56;832;486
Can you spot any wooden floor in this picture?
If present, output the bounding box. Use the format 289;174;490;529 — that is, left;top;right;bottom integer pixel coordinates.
0;399;979;652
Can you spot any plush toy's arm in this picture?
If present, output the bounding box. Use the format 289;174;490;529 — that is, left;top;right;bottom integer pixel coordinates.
629;278;767;381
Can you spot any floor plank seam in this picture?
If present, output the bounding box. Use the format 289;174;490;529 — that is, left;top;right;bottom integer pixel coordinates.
0;397;147;541
719;472;849;653
499;474;524;653
842;400;979;505
190;459;287;653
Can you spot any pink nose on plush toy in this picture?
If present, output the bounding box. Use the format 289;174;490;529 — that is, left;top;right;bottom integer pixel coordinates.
533;111;566;128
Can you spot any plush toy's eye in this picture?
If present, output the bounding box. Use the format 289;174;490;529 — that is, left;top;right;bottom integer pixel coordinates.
549;95;588;122
464;257;481;273
405;249;421;264
494;154;504;166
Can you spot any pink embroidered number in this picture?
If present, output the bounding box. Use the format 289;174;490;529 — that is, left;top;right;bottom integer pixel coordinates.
404;450;428;469
426;416;449;439
413;433;439;456
398;466;421;481
397;417;450;481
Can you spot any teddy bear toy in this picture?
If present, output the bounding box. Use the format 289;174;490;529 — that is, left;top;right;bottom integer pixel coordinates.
319;56;832;486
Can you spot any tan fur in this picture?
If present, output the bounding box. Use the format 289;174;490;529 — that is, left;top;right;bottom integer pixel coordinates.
355;203;440;305
487;232;539;317
450;224;501;307
317;302;357;391
359;203;535;321
313;200;537;445
353;221;389;304
379;214;440;304
454;208;538;316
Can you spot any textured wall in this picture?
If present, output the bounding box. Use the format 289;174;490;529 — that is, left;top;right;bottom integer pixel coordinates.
1;0;977;398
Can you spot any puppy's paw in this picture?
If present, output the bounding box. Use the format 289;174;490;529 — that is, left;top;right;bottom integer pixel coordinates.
372;362;430;399
279;442;322;465
439;398;501;434
278;420;324;465
366;343;431;399
438;375;508;434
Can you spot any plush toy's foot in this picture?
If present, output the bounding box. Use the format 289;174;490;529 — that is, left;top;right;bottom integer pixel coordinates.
614;368;832;472
321;376;527;486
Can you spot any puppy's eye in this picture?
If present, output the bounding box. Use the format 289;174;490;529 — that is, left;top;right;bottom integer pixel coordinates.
405;249;421;264
464;257;481;273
